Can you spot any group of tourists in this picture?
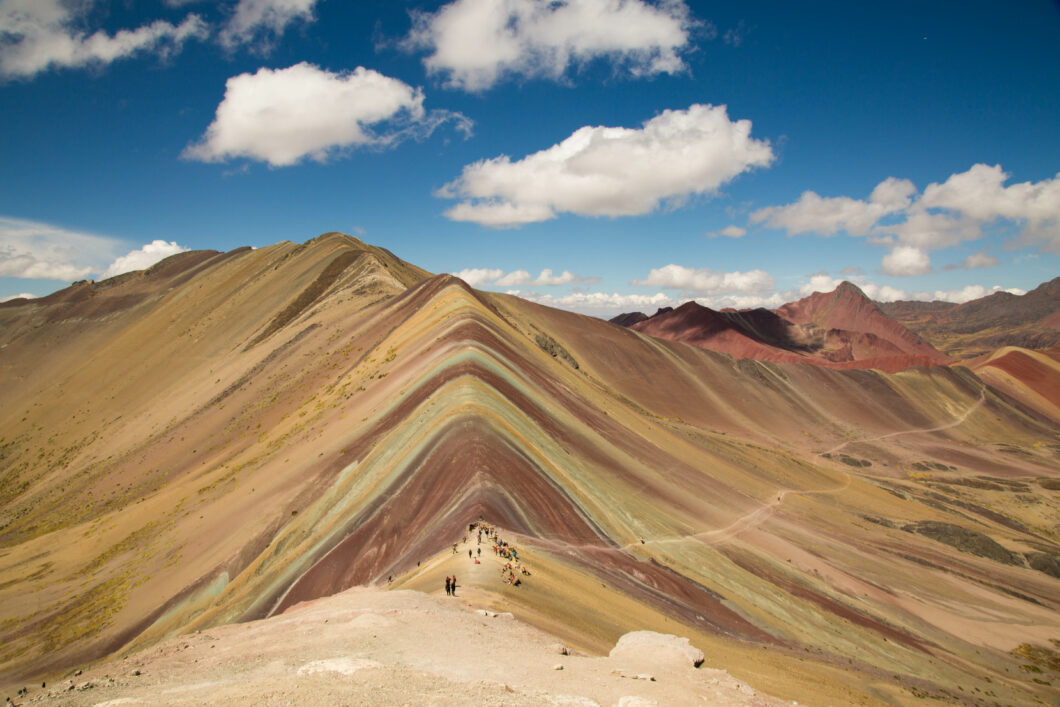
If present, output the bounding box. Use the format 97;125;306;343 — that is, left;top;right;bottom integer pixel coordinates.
437;520;535;595
477;522;532;587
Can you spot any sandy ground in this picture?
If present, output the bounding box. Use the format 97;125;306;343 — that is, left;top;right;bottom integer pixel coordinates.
12;585;788;707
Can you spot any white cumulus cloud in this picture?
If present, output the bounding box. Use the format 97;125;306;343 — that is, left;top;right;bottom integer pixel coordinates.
511;288;793;316
509;289;679;317
858;283;908;302
912;284;1025;304
921;164;1060;224
440;103;773;228
749;177;914;237
749;164;1060;275
100;240;189;280
881;245;932;276
0;292;37;302
495;270;533;286
454;267;598;287
697;292;788;310
920;164;1060;253
797;272;842;296
632;264;775;294
404;0;695;91
0;215;121;280
219;0;318;49
943;251;999;271
708;225;746;238
184;62;471;167
0;0;207;80
452;267;506;286
533;268;593;285
962;252;999;269
0;216;189;287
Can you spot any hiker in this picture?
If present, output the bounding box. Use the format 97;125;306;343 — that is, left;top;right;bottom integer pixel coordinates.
451;575;457;595
477;547;481;556
469;549;472;559
445;576;451;596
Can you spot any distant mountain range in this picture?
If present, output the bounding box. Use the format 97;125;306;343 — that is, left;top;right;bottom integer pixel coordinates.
880;277;1060;358
612;277;1060;370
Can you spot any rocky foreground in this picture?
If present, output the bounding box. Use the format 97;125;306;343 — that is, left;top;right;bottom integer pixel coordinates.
12;586;784;707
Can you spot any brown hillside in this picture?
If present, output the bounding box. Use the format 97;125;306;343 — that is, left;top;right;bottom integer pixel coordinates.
881;277;1060;358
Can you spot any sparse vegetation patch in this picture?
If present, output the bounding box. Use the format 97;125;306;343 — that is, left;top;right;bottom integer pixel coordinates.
902;520;1023;566
910;461;957;472
1024;551;1060;579
534;333;579;369
1012;642;1060;673
820;452;872;467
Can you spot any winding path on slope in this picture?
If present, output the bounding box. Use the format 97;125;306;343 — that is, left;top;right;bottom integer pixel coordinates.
530;473;852;556
519;387;988;555
635;385;987;549
821;387;987;457
627;472;853;551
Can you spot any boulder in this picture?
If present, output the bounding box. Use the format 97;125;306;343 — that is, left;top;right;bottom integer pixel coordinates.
609;631;704;671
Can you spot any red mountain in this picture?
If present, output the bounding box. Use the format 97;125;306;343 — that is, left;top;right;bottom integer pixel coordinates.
624;282;952;373
777;281;952;367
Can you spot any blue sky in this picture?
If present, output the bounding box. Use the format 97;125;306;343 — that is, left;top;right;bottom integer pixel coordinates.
1;0;1058;316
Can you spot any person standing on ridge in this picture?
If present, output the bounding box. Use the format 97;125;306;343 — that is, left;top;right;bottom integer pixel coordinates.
445;576;451;596
451;575;457;596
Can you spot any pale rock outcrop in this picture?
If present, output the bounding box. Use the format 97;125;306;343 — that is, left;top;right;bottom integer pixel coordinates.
608;631;705;671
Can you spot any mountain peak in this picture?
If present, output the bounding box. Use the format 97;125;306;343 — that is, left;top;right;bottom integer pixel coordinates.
308;231;369;249
778;281;880;326
834;280;869;299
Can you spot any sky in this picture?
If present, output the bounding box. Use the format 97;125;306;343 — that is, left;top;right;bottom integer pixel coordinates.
1;0;1058;317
